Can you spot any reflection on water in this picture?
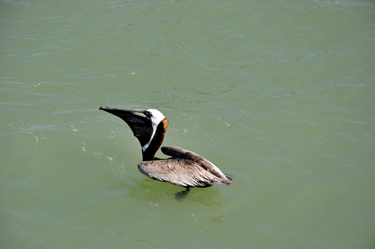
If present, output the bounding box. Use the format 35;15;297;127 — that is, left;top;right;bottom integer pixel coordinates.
125;179;228;207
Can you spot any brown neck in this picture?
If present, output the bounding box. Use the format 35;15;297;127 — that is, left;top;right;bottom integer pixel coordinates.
142;119;168;161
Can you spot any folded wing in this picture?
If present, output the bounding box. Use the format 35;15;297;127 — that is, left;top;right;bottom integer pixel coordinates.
138;146;232;187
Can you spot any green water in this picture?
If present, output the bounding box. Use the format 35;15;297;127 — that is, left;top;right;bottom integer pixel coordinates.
1;0;375;248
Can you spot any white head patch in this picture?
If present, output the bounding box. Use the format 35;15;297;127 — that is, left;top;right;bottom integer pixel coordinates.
142;109;166;152
147;109;165;126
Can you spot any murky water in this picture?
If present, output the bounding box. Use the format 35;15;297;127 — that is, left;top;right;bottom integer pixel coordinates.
1;0;375;248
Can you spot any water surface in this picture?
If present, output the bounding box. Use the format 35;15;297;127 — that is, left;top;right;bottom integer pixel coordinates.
1;0;375;248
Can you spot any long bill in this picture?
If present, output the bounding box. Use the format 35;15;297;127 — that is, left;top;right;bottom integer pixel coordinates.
99;106;153;149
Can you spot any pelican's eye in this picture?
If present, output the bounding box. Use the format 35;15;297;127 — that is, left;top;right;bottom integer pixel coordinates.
144;111;153;118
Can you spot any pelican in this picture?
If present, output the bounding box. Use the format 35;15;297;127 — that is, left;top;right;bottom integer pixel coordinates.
99;106;233;200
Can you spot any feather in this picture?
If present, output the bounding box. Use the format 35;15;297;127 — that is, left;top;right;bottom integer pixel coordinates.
138;146;232;187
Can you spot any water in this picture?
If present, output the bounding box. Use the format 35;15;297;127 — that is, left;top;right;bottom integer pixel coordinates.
1;0;375;248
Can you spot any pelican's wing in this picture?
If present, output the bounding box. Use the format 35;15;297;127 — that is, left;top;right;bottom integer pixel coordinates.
138;157;231;187
161;146;232;184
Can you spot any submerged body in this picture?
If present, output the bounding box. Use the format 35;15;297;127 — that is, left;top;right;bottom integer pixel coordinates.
99;106;232;197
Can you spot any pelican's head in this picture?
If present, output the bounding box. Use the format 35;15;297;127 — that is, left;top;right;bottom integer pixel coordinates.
100;106;168;159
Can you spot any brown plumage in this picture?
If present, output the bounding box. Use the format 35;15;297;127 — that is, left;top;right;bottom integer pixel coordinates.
99;106;233;199
139;146;232;187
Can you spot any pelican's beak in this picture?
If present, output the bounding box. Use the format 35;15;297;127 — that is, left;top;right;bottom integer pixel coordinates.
99;106;153;147
99;106;146;120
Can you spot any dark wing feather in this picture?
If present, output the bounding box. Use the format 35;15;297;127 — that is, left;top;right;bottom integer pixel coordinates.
161;146;231;183
138;158;230;187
